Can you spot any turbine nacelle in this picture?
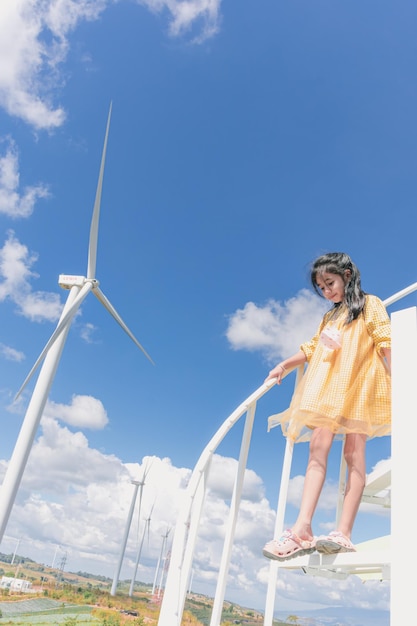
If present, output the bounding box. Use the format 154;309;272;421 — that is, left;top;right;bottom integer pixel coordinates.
58;275;99;289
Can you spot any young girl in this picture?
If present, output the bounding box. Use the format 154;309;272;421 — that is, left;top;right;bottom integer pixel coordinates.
263;252;391;561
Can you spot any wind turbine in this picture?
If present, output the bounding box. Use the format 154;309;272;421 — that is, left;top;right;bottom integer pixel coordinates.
111;461;152;596
158;545;171;598
0;103;154;545
128;502;154;597
152;526;171;597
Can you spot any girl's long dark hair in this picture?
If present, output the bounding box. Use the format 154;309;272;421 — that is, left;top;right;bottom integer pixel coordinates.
310;252;366;324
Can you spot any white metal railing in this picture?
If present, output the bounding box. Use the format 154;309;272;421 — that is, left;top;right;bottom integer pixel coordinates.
157;282;417;626
157;381;274;625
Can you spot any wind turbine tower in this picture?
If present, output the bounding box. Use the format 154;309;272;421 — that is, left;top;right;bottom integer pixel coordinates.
111;463;151;596
129;504;154;597
152;527;171;597
0;103;154;545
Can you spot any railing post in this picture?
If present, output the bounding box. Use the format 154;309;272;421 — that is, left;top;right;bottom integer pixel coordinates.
157;455;213;626
263;437;294;626
179;456;213;606
210;402;257;626
263;364;304;625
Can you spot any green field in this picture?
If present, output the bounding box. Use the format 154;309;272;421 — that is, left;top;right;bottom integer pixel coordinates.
0;599;98;624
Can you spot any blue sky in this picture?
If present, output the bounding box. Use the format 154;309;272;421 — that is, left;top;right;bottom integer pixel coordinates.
0;0;414;617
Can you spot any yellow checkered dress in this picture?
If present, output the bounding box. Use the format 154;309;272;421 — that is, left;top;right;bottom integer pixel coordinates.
268;294;391;442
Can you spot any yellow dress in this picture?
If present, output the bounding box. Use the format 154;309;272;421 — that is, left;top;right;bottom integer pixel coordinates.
268;294;391;443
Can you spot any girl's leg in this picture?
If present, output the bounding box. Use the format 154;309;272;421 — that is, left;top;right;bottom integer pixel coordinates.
292;427;334;541
337;433;367;539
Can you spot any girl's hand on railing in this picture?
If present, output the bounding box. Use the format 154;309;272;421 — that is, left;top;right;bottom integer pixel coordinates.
265;363;287;385
264;350;307;385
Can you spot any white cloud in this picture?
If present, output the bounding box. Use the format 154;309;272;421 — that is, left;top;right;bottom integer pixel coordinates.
0;137;49;217
0;0;109;130
286;473;339;513
226;289;328;363
0;231;62;322
79;322;98;343
139;0;222;42
0;0;66;129
44;394;109;429
207;454;265;502
0;342;25;362
0;0;222;130
23;417;125;493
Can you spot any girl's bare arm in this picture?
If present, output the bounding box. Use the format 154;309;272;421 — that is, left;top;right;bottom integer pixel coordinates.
265;350;307;385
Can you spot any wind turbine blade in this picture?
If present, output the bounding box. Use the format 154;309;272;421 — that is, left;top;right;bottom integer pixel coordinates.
87;102;112;279
15;282;93;400
148;503;155;544
93;286;155;365
146;507;154;547
142;459;153;480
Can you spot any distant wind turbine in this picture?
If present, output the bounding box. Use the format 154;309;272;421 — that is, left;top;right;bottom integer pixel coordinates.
11;537;21;565
0;103;154;545
129;502;155;597
158;545;171;597
111;461;151;596
152;527;171;597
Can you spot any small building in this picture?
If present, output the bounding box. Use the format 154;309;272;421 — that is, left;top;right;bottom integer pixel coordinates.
0;576;32;592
